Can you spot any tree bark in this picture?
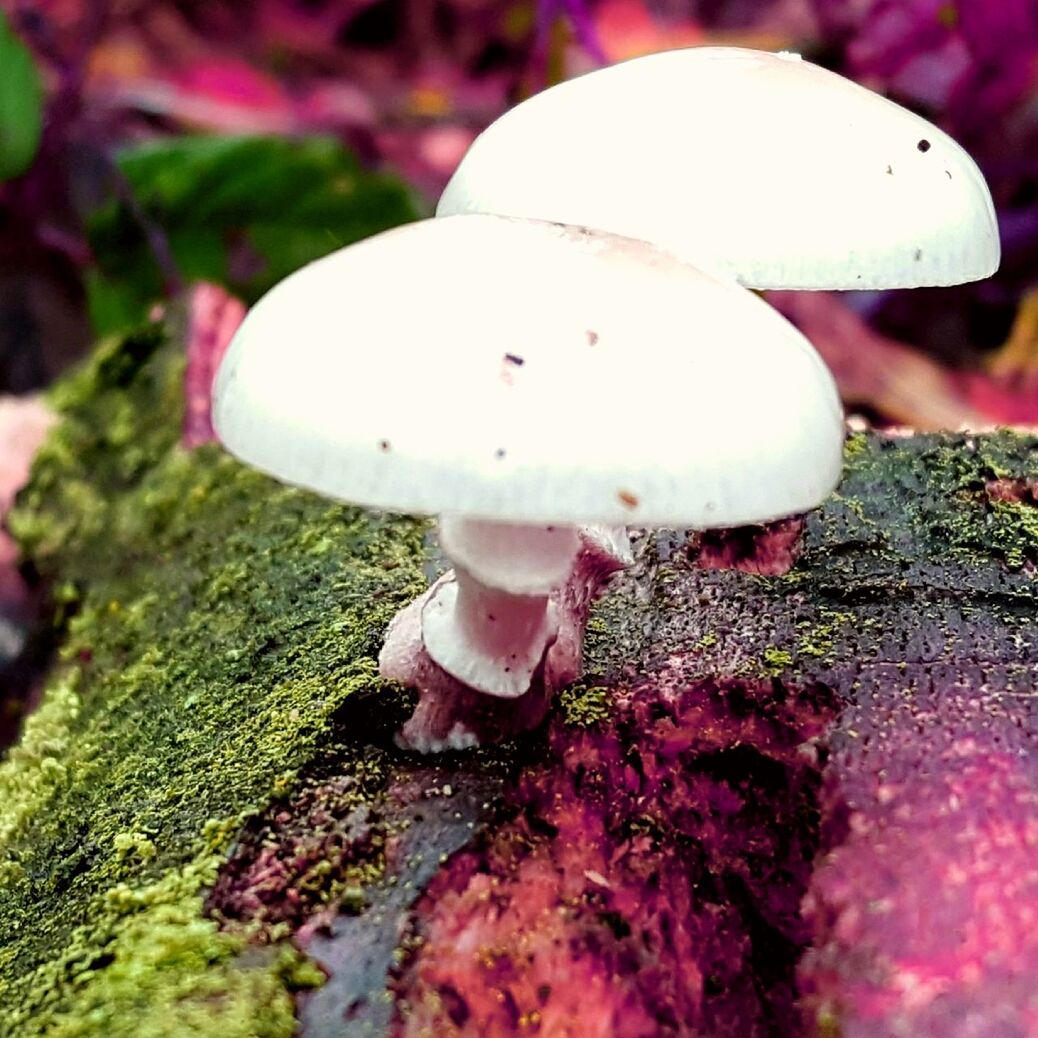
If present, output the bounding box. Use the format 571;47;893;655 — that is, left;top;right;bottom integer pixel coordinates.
2;326;1037;1037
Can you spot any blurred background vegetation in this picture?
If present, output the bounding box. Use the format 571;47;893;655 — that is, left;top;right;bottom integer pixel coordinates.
1;0;1037;426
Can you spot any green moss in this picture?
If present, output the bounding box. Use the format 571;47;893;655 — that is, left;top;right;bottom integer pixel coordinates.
4;859;322;1038
559;683;612;728
1;325;427;1034
842;431;869;458
915;432;1038;570
761;647;795;675
739;431;1038;688
981;499;1038;570
795;610;863;664
818;429;1038;571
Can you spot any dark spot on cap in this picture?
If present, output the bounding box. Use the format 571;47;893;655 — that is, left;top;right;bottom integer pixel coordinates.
494;447;506;460
586;330;599;345
617;489;639;509
487;614;496;622
378;439;391;452
886;164;893;175
914;248;923;261
504;352;525;366
945;169;953;179
917;139;931;152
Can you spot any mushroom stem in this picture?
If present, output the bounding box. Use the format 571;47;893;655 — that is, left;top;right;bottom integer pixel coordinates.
420;517;581;697
383;520;635;751
421;567;558;696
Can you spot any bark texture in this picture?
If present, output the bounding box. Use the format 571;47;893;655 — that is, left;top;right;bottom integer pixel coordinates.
2;325;1038;1037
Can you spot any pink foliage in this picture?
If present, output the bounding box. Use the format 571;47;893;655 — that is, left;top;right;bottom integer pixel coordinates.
0;395;56;610
767;290;1038;430
815;0;1038;177
181;282;246;449
74;0;522;199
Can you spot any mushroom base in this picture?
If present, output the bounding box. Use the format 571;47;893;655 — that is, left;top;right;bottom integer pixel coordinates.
380;526;631;752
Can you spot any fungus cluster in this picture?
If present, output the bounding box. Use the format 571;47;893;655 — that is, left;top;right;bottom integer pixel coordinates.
213;48;999;752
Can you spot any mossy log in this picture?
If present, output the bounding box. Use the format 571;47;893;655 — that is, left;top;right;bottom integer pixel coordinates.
3;326;1038;1037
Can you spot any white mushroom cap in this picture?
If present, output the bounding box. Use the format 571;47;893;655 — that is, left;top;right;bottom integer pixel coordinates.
437;47;1000;290
213;214;844;527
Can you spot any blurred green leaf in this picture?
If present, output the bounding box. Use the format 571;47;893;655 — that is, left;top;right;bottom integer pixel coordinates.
87;135;421;334
0;10;44;181
83;268;153;337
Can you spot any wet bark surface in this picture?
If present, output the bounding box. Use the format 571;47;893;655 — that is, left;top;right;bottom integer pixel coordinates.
7;342;1038;1038
225;432;1038;1038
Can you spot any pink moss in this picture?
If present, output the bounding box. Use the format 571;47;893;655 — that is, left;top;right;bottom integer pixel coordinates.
390;661;836;1036
984;477;1038;504
207;773;378;936
801;687;1038;1035
690;517;806;577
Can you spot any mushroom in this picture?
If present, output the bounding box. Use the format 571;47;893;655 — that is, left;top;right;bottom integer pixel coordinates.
213;214;844;750
437;47;1000;290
